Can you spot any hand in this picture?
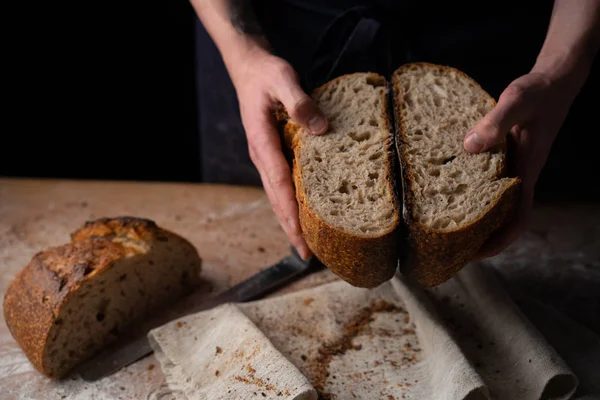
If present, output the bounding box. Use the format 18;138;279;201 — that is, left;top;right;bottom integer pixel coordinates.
230;50;328;259
463;69;583;259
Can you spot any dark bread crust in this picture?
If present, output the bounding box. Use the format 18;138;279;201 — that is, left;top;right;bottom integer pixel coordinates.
2;216;202;378
278;72;401;288
70;216;165;242
3;237;129;377
392;62;521;286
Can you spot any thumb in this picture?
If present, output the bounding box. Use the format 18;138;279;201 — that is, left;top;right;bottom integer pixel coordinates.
464;85;532;153
273;64;328;135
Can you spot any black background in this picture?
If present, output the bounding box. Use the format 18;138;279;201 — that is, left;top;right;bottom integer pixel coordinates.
2;1;599;202
2;1;201;183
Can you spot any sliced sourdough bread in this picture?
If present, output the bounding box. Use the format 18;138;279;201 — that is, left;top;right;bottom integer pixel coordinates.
392;63;521;286
3;216;203;378
279;72;401;288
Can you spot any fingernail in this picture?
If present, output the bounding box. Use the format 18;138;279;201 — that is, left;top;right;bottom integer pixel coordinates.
308;114;327;134
295;241;312;260
465;131;484;152
299;248;312;260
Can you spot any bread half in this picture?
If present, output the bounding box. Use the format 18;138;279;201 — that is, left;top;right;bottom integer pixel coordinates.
3;216;203;378
279;72;401;288
392;63;521;286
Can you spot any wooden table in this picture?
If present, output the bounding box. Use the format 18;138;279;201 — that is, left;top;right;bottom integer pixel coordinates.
1;178;598;399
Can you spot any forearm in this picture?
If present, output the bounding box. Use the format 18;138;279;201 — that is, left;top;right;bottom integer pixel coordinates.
533;0;600;90
190;0;270;84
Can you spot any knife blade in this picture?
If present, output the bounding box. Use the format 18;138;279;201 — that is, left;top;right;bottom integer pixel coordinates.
77;246;315;381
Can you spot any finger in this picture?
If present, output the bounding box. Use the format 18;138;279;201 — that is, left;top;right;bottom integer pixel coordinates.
465;84;534;153
260;170;312;260
247;111;312;259
249;144;286;223
251;145;312;259
271;63;328;135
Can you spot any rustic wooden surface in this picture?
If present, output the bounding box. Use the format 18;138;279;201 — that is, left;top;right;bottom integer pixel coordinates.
0;178;598;399
0;178;341;400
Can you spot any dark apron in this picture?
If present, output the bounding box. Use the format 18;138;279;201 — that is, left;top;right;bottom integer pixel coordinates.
197;1;599;201
254;1;404;92
303;5;394;91
197;2;395;186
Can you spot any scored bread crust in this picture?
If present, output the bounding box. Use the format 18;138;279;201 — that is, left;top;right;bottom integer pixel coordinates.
392;62;521;287
2;216;202;378
278;72;401;288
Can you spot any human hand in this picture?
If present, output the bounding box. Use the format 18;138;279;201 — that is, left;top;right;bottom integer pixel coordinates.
463;68;585;259
230;50;328;259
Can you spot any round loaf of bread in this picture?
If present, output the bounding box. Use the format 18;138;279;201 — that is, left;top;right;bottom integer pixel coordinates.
2;216;203;378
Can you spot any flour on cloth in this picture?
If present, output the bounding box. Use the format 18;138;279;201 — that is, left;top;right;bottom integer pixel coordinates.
148;263;580;400
148;303;317;400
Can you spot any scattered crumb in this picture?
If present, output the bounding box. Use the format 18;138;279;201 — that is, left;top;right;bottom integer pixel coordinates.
303;297;314;306
233;364;281;394
215;370;220;376
216;346;223;354
176;321;183;328
258;246;266;253
311;299;407;398
146;364;155;371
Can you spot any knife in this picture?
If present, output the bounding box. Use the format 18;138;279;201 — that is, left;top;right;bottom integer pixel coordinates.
77;246;317;381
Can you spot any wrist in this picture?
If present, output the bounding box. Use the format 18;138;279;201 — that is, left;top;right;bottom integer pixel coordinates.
532;46;594;97
219;34;272;87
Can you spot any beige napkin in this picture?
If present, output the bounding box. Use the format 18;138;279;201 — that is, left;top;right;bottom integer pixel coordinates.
148;263;583;400
148;303;317;400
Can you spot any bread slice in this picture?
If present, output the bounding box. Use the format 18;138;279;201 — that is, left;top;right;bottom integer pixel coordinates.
392;63;520;286
279;72;401;288
2;216;203;378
